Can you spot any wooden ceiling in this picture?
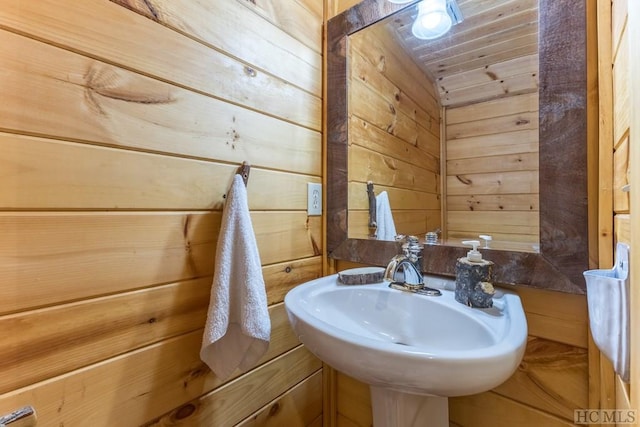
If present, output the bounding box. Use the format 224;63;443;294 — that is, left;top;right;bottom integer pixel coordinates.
383;0;539;107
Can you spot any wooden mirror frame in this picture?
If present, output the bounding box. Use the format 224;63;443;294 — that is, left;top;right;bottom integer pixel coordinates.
327;0;589;293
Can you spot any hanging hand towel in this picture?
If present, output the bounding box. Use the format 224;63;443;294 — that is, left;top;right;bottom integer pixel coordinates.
376;191;397;241
200;174;270;380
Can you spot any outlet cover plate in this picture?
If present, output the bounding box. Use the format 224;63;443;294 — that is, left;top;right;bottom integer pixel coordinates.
307;183;322;215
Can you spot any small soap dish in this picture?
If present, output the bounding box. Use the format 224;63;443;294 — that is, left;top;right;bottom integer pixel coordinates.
583;242;630;382
338;267;385;285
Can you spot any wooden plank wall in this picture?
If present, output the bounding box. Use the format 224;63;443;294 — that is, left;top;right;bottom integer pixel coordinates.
598;0;634;411
347;23;441;240
628;0;640;415
0;1;324;426
444;92;540;252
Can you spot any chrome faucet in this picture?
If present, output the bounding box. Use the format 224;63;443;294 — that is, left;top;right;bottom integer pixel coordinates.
384;236;441;296
384;254;425;288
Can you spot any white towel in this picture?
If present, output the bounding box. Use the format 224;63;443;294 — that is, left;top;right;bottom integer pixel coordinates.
376;191;397;241
200;174;270;380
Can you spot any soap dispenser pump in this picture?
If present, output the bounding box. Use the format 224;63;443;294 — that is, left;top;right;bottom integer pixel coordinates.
462;240;483;262
455;240;495;308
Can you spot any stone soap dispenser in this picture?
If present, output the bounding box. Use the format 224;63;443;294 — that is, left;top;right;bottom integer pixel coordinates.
455;240;495;308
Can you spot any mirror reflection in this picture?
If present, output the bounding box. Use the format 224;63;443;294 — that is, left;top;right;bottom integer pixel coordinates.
347;0;540;253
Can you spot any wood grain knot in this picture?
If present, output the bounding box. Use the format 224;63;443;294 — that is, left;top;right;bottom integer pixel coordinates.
456;175;472;185
174;404;196;420
83;66;175;116
141;0;160;20
382;157;398;171
268;402;281;416
485;71;498;80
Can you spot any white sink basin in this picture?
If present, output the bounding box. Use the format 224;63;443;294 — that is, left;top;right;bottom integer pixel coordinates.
284;274;527;397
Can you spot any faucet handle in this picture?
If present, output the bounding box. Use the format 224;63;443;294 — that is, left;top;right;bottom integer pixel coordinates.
402;236;423;264
383;255;405;282
403;235;423;249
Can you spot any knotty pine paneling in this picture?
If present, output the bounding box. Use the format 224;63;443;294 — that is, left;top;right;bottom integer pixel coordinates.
263;256;323;306
0;212;320;313
349;32;440;124
349;210;441;240
0;0;321;130
0;212;217;313
438;54;539;104
347;19;441;240
608;0;635;409
448;152;538;175
449;391;577;427
233;0;323;54
0;29;320;175
1;280;317;396
237;370;323;427
613;23;630;144
624;0;639;410
614;135;630;213
440;61;538;107
447;111;538;140
349;115;440;170
336;373;372;427
349;145;439;193
329;0;361;18
0;134;320;210
516;286;589;349
119;0;323;89
348;182;440;211
447;194;539;212
615;214;631;246
446;171;539;196
1;0;323;425
492;337;588;420
142;346;322;426
446;129;539;160
445;92;540;248
0;338;318;427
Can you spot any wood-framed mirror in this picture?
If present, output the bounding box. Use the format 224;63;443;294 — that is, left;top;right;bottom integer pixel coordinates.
326;0;589;293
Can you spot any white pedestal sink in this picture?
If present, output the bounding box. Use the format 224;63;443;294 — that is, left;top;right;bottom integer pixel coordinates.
284;274;527;427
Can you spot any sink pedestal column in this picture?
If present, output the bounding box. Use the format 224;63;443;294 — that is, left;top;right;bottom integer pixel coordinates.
370;386;448;427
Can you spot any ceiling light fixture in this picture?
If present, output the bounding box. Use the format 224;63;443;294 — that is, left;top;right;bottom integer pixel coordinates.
387;0;463;40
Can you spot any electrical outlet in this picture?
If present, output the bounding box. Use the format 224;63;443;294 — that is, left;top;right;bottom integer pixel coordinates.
307;183;322;215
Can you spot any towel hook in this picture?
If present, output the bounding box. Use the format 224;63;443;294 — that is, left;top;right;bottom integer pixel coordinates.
0;406;37;426
237;161;251;187
367;181;377;237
